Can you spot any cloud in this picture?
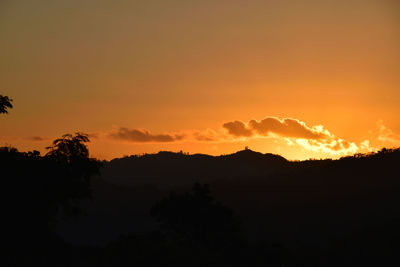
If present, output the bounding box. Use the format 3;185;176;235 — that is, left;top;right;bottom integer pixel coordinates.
360;140;372;151
27;136;48;142
223;117;331;140
108;127;223;143
222;121;253;137
27;133;98;143
223;117;367;156
109;128;185;143
295;138;359;155
192;129;222;142
377;120;400;145
249;117;331;139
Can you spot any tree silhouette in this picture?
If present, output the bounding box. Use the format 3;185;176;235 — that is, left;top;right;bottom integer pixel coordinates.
3;133;102;266
151;183;243;253
0;94;13;114
45;132;102;216
46;132;90;162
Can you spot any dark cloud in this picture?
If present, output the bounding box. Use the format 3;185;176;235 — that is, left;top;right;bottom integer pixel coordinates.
223;117;329;139
222;121;253;137
249;117;329;139
28;136;48;141
109;128;185;143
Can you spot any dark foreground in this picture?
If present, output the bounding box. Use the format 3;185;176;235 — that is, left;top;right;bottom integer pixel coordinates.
3;144;400;266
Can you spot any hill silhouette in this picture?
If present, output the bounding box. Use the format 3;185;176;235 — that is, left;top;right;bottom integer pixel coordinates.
101;149;287;187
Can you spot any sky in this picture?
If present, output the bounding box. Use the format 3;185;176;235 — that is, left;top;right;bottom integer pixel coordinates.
1;0;400;160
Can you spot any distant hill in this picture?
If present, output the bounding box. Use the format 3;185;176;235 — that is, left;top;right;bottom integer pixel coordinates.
101;149;287;188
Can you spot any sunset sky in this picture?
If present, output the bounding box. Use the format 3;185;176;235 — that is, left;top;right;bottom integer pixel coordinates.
1;0;400;160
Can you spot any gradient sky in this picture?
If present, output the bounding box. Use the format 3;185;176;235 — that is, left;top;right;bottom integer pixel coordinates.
1;0;400;160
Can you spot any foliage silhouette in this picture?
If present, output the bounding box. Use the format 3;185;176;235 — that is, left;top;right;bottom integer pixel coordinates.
2;133;101;266
151;183;243;252
46;132;90;162
46;133;102;216
0;94;13;114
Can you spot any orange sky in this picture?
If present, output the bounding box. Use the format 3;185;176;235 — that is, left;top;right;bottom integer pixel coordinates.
1;0;400;160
